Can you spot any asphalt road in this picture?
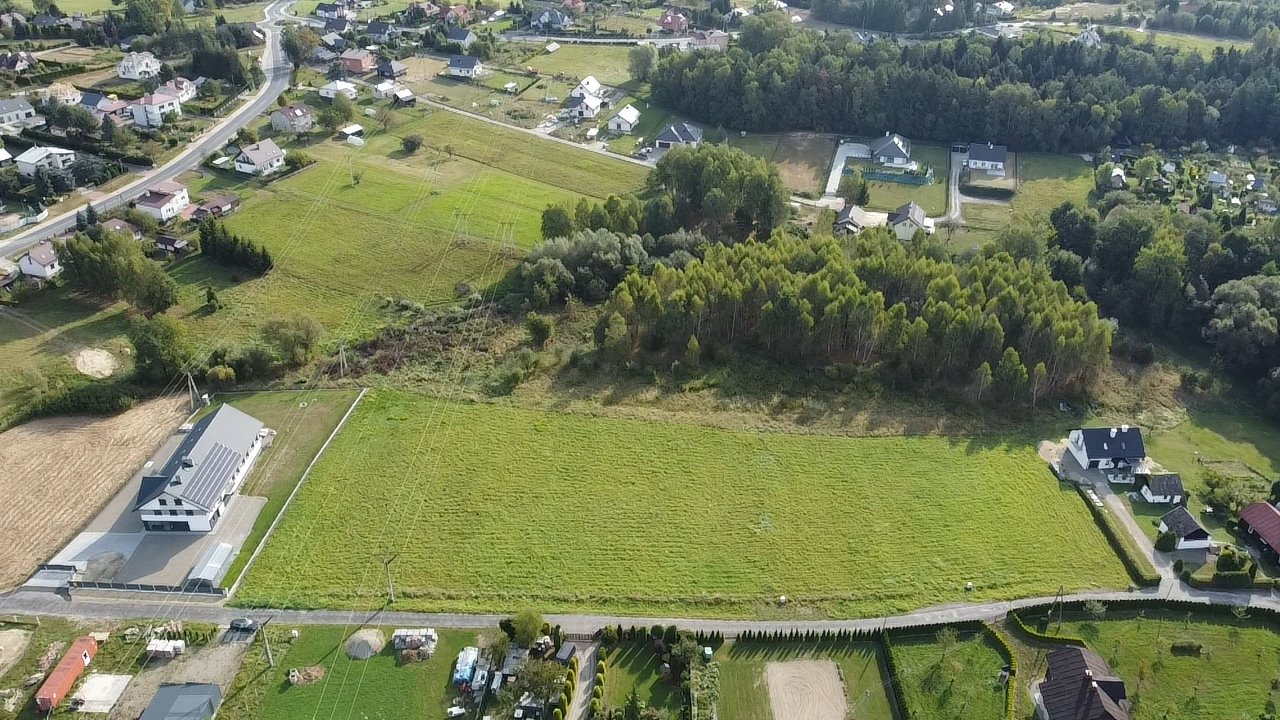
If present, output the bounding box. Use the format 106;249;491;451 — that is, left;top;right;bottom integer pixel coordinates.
0;0;295;260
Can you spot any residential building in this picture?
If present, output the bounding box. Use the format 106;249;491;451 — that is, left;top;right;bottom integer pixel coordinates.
159;77;198;102
568;93;601;119
690;29;729;50
378;59;408;78
887;201;933;241
340;48;376;73
374;79;395;98
234;139;286;176
1066;426;1145;480
659;7;689;32
0;97;37;126
101;218;142;240
134;404;267;532
443;4;471;23
0;144;9;166
654;122;702;149
985;0;1014;17
192;194;240;220
35;637;98;712
42;82;82;106
446;26;477;47
1033;647;1130;720
80;91;130;119
608;104;641;133
18;240;61;283
324;17;353;34
833;204;875;235
31;12;58;27
1259;198;1279;216
366;20;396;41
314;1;351;19
16;145;75;178
134;180;190;223
1158;507;1211;551
0;11;27;27
1240;502;1280;563
400;1;441;22
562;0;585;10
1110;165;1126;189
1138;473;1184;505
155;234;189;253
139;683;222;720
532;8;572;30
319;80;359;100
1206;170;1228;187
870;132;911;166
0;50;38;71
393;87;416;106
448;54;483;78
130;91;183;128
967;142;1008;175
117;51;162;80
271;103;314;133
571;75;602;99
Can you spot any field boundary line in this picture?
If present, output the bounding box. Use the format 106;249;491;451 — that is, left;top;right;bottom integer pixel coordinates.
225;386;369;599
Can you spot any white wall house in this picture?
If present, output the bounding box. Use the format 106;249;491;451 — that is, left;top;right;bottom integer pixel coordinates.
18;241;60;282
134;180;190;223
1158;507;1211;551
0;97;37;126
318;80;358;100
888;201;933;241
568;93;601;119
159;77;197;102
234;139;285;176
1067;426;1145;483
15;145;75;178
1139;474;1184;505
117;51;162;80
448;55;482;78
608;104;641;133
570;75;602;99
967;142;1007;175
130;91;182;128
134;404;268;533
870;132;911;166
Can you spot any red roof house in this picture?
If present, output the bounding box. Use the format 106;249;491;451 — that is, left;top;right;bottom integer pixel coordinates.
36;636;98;712
1240;502;1280;558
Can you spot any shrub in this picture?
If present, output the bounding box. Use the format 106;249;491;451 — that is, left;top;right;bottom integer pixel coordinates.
1217;547;1249;572
1173;558;1185;573
526;312;554;348
592;686;602;700
1171;640;1203;656
597;660;606;674
600;626;618;646
1154;530;1178;552
1211;570;1254;588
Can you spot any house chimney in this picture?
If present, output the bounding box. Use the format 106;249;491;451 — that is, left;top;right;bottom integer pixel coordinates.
1121;424;1130;433
1110;427;1117;438
1085;669;1093;678
988;141;993;149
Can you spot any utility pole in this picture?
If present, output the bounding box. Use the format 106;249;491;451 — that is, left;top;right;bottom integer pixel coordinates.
338;342;348;377
260;617;275;667
185;372;202;411
382;553;399;604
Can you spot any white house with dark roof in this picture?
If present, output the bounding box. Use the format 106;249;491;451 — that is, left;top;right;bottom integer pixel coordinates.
887;201;932;240
1067;426;1145;481
608;104;641;133
235;139;285;176
0;97;37;127
366;20;396;41
568;93;601;119
1158;506;1210;550
134;404;267;532
448;54;483;78
1139;473;1184;505
870;132;911;166
18;240;60;283
117;51;161;80
135;180;190;222
967;142;1007;175
654;122;702;149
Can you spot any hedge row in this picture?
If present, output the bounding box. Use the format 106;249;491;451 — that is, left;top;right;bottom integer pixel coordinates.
1183;569;1276;590
984;625;1019;720
958;182;1015;200
1008;610;1087;647
1073;484;1162;587
12;62;85;86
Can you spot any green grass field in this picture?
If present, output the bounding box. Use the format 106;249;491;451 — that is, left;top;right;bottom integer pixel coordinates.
236;389;1130;617
716;640;895;720
217;625;480;720
1021;608;1280;719
518;44;635;86
850;142;949;215
603;643;683;712
727;133;837;195
1013;152;1093;215
949;202;1008;250
888;629;1009;720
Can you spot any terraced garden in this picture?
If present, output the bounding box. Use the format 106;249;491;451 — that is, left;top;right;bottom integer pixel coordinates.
236;389;1130;617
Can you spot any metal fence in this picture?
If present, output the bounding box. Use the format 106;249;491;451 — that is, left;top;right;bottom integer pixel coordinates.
70;581;226;596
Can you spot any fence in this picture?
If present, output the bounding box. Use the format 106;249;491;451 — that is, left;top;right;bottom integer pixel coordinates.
861;167;934;185
70;580;227;596
0;207;47;233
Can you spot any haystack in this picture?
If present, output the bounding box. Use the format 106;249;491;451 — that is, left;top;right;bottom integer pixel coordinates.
345;629;386;660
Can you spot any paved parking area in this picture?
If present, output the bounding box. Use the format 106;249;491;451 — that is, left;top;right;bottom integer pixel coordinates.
72;673;131;713
113;496;266;586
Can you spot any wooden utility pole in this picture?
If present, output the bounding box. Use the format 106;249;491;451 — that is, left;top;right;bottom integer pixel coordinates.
382;554;399;604
260;617;275;668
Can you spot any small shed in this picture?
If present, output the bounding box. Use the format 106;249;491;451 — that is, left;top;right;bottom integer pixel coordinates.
392;628;438;653
186;542;235;589
555;643;576;665
338;123;365;138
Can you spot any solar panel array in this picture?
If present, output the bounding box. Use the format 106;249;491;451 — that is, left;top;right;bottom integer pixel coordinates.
181;443;240;510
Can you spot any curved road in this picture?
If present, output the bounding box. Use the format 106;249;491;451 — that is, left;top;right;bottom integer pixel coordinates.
0;0;295;260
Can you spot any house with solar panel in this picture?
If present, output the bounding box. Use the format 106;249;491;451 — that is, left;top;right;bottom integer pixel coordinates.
133;405;268;532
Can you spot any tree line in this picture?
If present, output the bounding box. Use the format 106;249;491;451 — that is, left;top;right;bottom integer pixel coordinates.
651;14;1280;151
1147;2;1280;40
198;218;273;275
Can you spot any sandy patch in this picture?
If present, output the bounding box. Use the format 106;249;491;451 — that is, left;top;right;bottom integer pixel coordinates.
290;666;326;685
73;348;120;379
1037;439;1066;464
73;673;132;713
108;643;249;720
0;629;32;677
0;396;187;590
765;660;846;720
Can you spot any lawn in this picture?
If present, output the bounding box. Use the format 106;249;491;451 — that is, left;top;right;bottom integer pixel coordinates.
216;625;480;720
888;629;1009;720
1019;608;1280;719
602;643;683;713
605;98;673;156
716;640;895;720
202;389;362;588
1013;152;1093;215
518;44;635;86
727;133;837;195
848;142;949;215
236;389;1131;617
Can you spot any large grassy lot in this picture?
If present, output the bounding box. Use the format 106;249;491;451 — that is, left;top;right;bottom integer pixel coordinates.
218;625;480;720
1013;151;1094;215
727;133;837;195
848;142;949;215
1017;608;1280;719
237;389;1130;617
517;44;635;86
716;640;896;720
603;643;683;712
888;629;1009;720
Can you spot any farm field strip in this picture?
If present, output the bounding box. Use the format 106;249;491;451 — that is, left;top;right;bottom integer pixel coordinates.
237;389;1131;617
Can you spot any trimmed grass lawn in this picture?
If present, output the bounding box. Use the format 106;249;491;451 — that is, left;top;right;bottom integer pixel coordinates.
518;44;635;86
1020;609;1280;719
237;389;1130;617
849;142;949;215
1114;27;1252;56
1013;152;1093;215
202;390;362;588
716;640;895;720
950;202;1009;250
603;643;683;712
605;98;673;156
889;629;1009;720
217;625;480;720
727;133;837;195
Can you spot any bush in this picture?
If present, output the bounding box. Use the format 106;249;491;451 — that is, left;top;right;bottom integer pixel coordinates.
1171;640;1203;656
592;686;602;700
1211;570;1254;588
1155;530;1178;552
1217;547;1249;572
1173;558;1185;573
25;379;138;420
526;312;554;348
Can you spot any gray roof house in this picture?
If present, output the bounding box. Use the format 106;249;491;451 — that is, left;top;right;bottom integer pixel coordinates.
870;132;910;164
887;201;931;238
133;404;266;533
366;20;395;39
140;683;222;720
1159;506;1210;549
834;204;874;235
378;59;408;78
1035;647;1130;720
654;122;702;149
446;26;477;47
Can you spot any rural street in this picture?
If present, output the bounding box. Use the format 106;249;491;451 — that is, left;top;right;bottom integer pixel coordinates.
0;0;296;261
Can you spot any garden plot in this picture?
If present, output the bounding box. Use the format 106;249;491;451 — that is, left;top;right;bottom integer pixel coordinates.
765;661;846;720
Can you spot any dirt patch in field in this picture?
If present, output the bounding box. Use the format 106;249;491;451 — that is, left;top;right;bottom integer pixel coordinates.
765;660;846;720
74;348;120;378
37;641;66;673
0;396;188;590
108;643;249;720
290;666;326;685
0;630;33;677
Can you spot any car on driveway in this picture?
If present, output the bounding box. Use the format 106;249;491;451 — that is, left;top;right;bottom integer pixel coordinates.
230;618;258;632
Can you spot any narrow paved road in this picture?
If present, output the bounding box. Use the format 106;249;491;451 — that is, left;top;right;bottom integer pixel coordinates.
567;643;598;720
0;0;295;260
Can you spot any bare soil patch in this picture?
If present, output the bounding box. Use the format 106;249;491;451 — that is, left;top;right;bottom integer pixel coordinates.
109;643;249;720
0;396;187;590
73;348;120;378
765;660;846;720
290;666;326;685
0;630;32;677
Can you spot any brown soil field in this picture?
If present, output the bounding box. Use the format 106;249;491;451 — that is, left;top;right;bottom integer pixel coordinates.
765;660;847;720
0;397;188;590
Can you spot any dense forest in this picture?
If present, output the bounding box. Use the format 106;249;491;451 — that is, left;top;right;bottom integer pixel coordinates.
810;0;979;33
1147;0;1280;39
651;14;1280;151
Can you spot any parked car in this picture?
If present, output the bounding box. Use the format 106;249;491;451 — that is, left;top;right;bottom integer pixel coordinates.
230;618;258;632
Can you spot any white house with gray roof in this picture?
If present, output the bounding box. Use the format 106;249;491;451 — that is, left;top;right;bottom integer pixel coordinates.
870;132;911;166
234;138;285;176
0;97;37;127
134;404;268;532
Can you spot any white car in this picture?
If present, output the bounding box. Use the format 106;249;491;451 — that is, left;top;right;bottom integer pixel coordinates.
446;708;466;718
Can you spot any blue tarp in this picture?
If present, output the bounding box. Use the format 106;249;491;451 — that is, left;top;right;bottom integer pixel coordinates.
452;646;479;685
